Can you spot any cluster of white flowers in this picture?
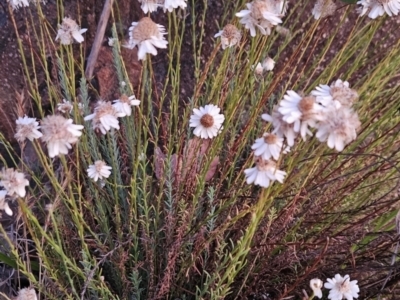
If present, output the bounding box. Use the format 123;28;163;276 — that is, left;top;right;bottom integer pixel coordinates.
84;95;140;134
124;17;168;61
138;0;187;13
214;24;242;49
312;0;337;20
16;287;38;300
310;274;360;300
236;0;287;37
56;17;87;45
245;79;360;188
189;104;225;139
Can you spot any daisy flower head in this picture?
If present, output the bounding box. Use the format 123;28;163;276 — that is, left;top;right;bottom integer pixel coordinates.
0;190;13;216
278;91;323;140
163;0;187;12
357;0;400;19
0;168;29;198
262;106;298;147
87;160;112;182
312;0;337;20
244;157;286;188
125;17;168;61
236;0;285;37
14;115;43;143
214;24;242;49
57;99;74;114
84;100;123;134
112;94;141;117
138;0;161;13
56;17;87;45
311;79;358;108
324;274;360;300
316;106;361;152
8;0;29;10
310;278;323;299
251;133;284;160
41;115;84;158
189;104;225;139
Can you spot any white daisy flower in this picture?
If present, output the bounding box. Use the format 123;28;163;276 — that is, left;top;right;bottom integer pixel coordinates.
357;0;400;19
0;190;13;216
124;17;168;61
278;91;323;140
41;115;84;158
214;24;242;49
236;0;286;37
84;101;124;135
0;168;29;198
57;99;74;113
112;94;140;117
310;278;323;299
189;104;225;139
55;17;87;45
324;274;360;300
316;106;360;152
14;115;43;143
244;158;286;188
87;160;112;182
312;0;337;20
138;0;161;13
262;106;298;147
164;0;187;12
311;79;358;108
251;133;284;160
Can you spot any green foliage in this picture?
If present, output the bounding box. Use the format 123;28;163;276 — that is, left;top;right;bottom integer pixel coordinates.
0;0;400;299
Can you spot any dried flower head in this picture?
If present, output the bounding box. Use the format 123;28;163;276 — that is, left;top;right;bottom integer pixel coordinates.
357;0;400;19
56;17;87;45
316;106;361;152
214;24;242;49
312;0;337;20
189;104;225;139
16;287;38;300
310;278;323;299
112;94;140;117
87;160;112;182
41;115;84;158
57;99;74;114
244;157;286;188
236;0;286;37
0;190;13;216
14;115;43;143
125;17;168;60
0;168;29;198
312;79;358;108
324;274;360;300
84;101;123;134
